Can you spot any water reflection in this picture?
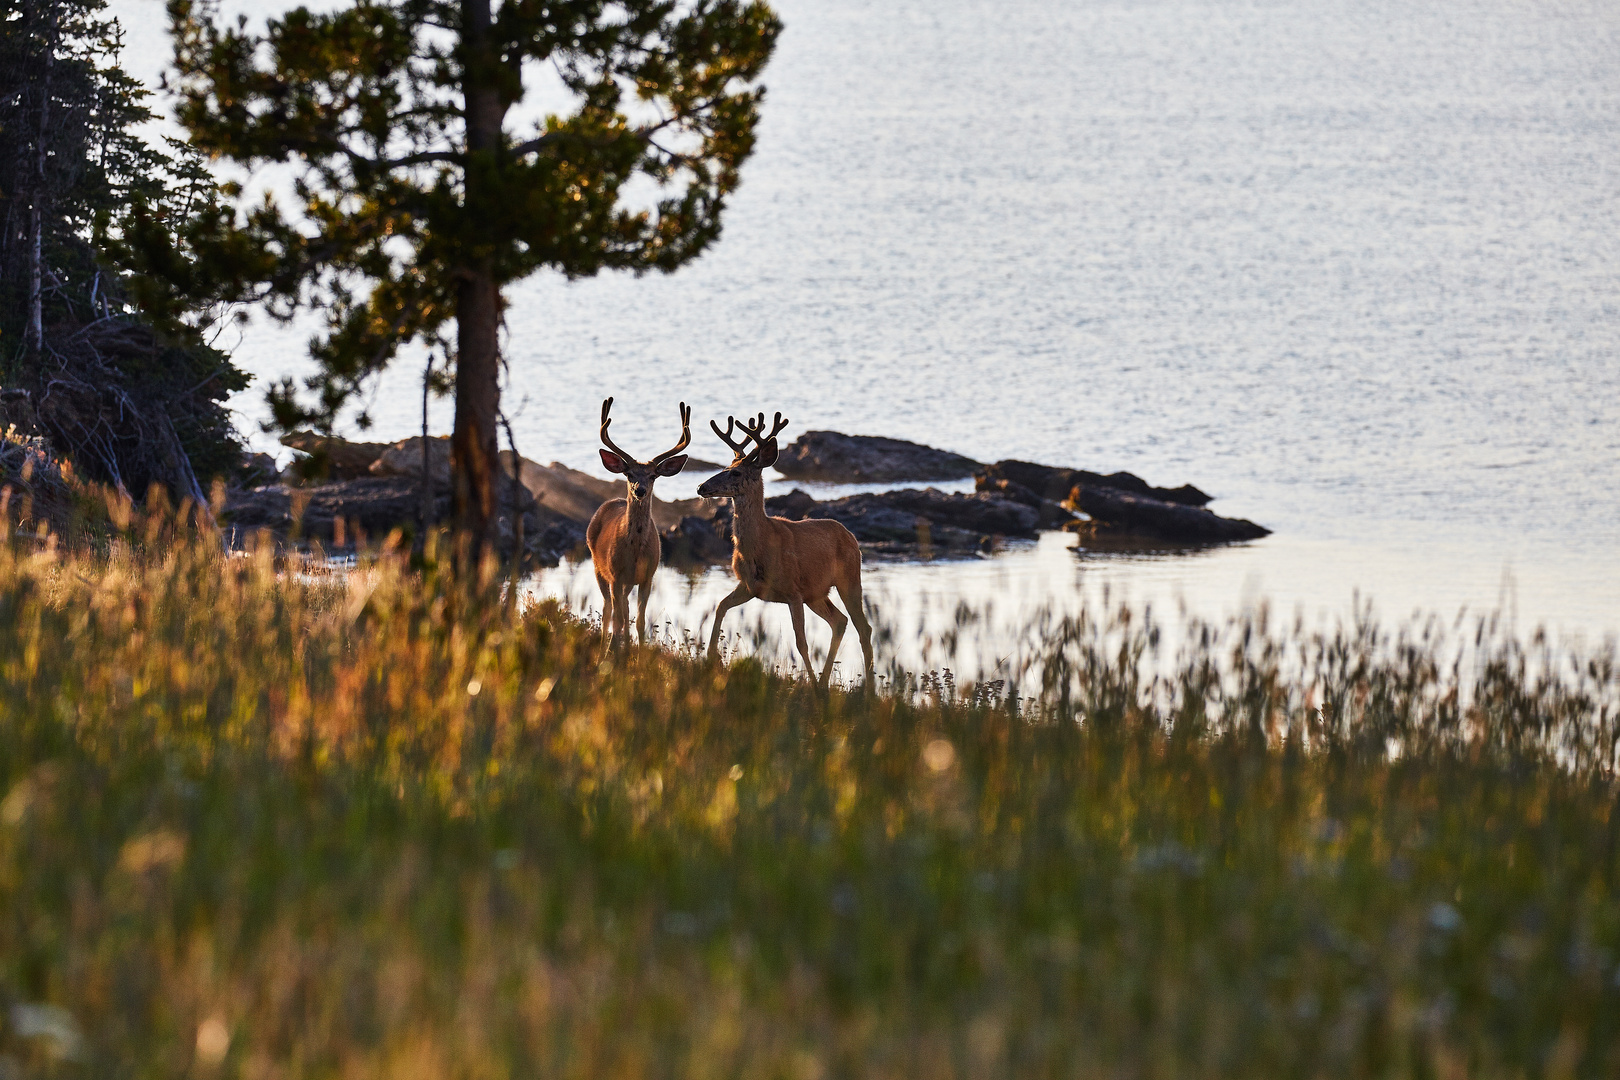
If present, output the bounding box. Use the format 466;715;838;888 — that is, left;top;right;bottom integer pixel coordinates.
526;526;1617;683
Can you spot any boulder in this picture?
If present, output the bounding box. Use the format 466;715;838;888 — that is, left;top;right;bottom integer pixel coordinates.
661;515;732;565
805;488;1039;546
773;431;981;482
1065;486;1270;544
512;459;710;531
279;431;391;480
764;488;817;521
222;474;585;566
240;452;280;487
370;435;453;483
974;476;1077;530
978;460;1212;507
226;476;433;541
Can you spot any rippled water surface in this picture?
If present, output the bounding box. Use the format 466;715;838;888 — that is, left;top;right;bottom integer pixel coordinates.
113;0;1620;651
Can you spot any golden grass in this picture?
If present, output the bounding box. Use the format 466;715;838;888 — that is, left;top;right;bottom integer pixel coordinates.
0;515;1617;1078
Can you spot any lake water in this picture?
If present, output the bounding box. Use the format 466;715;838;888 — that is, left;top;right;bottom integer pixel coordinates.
109;0;1620;670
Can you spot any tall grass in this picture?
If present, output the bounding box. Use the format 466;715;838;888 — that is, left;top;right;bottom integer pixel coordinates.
0;517;1617;1078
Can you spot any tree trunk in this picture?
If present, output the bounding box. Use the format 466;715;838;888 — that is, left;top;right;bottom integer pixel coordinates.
452;269;500;555
450;0;505;557
418;353;433;548
24;10;57;364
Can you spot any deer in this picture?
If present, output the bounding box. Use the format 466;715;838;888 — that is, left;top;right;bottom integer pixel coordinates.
586;397;691;647
697;410;874;689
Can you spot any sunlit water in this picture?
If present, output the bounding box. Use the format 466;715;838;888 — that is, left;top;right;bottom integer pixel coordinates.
110;0;1620;666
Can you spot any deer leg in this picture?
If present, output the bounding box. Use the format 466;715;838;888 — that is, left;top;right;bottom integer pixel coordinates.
788;600;817;685
835;579;875;684
707;582;752;661
595;574;615;644
612;581;631;650
807;595;847;688
635;581;649;645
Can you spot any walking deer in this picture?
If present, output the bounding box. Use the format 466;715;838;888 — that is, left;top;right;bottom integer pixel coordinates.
697;411;874;688
586;397;691;646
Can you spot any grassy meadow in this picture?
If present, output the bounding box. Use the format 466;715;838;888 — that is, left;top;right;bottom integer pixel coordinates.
1;508;1618;1079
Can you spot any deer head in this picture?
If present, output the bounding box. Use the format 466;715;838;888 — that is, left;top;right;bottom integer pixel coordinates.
598;397;692;502
697;411;789;500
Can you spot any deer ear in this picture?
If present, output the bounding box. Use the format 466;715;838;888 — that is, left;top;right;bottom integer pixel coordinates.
599;449;627;474
655;454;687;477
757;440;780;469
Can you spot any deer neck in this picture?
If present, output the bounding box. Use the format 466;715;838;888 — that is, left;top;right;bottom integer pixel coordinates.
730;485;770;555
624;487;655;532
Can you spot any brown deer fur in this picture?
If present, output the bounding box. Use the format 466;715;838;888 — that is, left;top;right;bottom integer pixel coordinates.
698;412;874;688
586;399;690;646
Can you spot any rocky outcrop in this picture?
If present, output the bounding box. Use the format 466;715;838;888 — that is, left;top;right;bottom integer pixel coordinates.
974;461;1264;544
223;474;587;566
660;515;732;566
805;488;1038;549
280;431;392;480
773;431;981;482
763;488;818;521
1064;486;1269;544
657;486;1040;562
369;435;452;481
237;429;1267;562
978;460;1212;507
974;477;1078;530
514;459;709;532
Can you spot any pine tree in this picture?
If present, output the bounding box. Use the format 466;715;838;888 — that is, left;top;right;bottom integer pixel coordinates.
165;0;780;554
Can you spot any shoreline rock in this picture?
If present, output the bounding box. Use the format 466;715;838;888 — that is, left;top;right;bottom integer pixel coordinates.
237;430;1268;564
1064;485;1269;543
223;474;588;566
773;431;981;483
805;488;1039;547
977;460;1212;507
280;431;392;480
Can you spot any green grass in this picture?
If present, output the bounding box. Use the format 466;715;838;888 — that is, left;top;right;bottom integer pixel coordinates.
0;517;1617;1078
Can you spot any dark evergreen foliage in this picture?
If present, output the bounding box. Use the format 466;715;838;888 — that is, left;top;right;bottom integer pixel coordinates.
0;0;249;499
163;0;780;548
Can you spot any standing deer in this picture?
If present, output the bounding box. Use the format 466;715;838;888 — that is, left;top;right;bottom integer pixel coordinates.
586;397;691;647
697;411;874;688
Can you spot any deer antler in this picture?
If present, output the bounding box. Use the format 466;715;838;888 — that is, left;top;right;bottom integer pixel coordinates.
711;414;754;462
599;397;636;463
648;402;692;468
712;410;790;466
751;412;789;446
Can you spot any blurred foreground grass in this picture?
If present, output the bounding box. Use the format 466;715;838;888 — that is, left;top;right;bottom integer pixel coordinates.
1;514;1618;1079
